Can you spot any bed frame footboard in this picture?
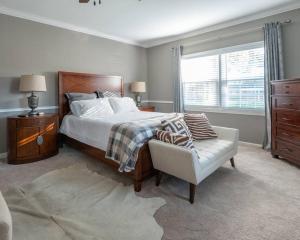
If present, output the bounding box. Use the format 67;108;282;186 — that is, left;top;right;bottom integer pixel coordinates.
61;134;155;192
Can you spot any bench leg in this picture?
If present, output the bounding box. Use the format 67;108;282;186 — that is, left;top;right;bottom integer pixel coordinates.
189;183;196;204
156;171;162;186
134;180;142;192
230;157;235;168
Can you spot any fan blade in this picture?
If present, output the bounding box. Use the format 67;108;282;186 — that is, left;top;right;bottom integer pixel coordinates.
79;0;90;3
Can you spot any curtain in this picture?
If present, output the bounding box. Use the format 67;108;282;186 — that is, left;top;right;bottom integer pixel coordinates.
263;22;285;150
172;45;184;113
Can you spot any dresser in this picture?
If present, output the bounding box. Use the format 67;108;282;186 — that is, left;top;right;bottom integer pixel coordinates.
271;79;300;167
7;114;59;164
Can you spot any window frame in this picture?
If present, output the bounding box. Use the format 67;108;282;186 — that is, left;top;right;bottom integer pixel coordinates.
182;41;265;116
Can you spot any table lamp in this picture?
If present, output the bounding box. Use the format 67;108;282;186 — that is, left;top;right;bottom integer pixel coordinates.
19;75;47;116
131;81;146;107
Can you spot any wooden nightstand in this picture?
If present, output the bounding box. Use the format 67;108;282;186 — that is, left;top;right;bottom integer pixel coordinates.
138;106;155;112
7;114;59;164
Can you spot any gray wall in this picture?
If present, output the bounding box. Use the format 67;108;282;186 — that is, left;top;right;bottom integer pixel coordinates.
0;14;148;153
147;9;300;144
1;8;300;153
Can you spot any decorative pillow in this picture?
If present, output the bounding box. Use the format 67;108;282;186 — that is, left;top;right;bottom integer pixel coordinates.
161;115;192;138
108;97;139;113
184;113;217;140
65;92;97;104
70;98;114;118
96;91;121;98
95;91;104;98
156;130;195;150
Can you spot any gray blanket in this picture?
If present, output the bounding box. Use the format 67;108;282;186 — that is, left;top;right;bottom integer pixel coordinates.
106;118;164;172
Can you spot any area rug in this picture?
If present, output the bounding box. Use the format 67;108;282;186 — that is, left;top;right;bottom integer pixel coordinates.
3;165;165;240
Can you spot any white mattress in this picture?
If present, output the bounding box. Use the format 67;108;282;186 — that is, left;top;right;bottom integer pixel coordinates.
60;111;166;151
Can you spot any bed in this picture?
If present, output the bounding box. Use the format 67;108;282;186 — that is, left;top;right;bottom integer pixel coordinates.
58;71;159;192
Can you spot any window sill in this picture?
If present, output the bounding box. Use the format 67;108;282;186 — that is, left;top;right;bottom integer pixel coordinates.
184;106;265;116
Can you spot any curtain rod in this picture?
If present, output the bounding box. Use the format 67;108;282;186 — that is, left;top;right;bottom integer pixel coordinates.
181;19;292;48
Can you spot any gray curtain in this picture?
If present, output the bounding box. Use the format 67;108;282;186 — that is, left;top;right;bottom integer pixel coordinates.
263;22;285;150
172;45;184;113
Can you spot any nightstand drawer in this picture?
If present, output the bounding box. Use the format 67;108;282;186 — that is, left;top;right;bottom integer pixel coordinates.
16;126;40;158
39;123;58;155
16;117;55;128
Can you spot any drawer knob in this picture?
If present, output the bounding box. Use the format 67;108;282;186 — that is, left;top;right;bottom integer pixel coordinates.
285;91;290;94
37;136;44;145
281;117;291;121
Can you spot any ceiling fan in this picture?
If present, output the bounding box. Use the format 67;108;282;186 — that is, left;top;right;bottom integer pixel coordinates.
79;0;101;5
79;0;141;6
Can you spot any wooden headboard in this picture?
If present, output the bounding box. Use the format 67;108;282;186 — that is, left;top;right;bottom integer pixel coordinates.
58;71;124;122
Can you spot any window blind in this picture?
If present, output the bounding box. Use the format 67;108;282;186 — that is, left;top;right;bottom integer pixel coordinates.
221;47;265;109
181;42;265;111
181;55;219;107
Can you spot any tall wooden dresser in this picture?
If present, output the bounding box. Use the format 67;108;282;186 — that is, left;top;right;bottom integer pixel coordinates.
271;79;300;167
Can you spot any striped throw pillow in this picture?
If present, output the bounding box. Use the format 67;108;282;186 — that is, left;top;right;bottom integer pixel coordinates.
96;91;121;98
161;115;192;138
156;130;195;150
184;113;217;140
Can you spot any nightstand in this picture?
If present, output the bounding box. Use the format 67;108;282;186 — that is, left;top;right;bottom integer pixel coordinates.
7;114;59;164
138;106;155;112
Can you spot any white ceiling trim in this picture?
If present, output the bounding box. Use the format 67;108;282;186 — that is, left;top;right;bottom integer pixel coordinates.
0;5;143;47
0;2;300;49
142;1;300;48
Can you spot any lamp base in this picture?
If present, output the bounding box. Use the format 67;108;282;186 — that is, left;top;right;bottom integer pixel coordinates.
28;109;39;116
27;92;39;116
135;94;142;107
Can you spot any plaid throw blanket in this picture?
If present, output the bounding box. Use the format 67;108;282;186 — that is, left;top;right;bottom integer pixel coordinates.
105;118;164;172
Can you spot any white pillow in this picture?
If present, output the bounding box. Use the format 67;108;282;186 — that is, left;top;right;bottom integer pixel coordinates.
70;98;114;118
108;97;139;113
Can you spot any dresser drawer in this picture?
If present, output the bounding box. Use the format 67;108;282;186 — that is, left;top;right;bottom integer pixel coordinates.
275;124;300;146
272;82;300;96
273;110;300;126
273;97;300;110
274;140;300;164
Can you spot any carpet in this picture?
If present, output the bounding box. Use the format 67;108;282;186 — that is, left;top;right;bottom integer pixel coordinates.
1;143;300;240
3;165;165;240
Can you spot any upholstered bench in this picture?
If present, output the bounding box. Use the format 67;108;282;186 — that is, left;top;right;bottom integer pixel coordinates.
0;192;12;240
149;126;239;204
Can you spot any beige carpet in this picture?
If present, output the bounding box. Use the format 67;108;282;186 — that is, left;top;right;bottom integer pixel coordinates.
1;142;300;240
3;165;165;240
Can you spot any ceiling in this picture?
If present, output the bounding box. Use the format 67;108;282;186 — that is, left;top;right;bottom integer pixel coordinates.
0;0;299;47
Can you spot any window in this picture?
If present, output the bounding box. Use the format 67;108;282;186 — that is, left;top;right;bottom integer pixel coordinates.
181;42;265;114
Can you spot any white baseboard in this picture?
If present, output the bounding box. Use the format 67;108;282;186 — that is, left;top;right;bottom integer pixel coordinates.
239;141;261;147
142;100;174;104
0;152;7;160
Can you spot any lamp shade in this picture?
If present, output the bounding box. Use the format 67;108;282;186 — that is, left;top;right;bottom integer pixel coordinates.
19;75;47;92
131;82;146;93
